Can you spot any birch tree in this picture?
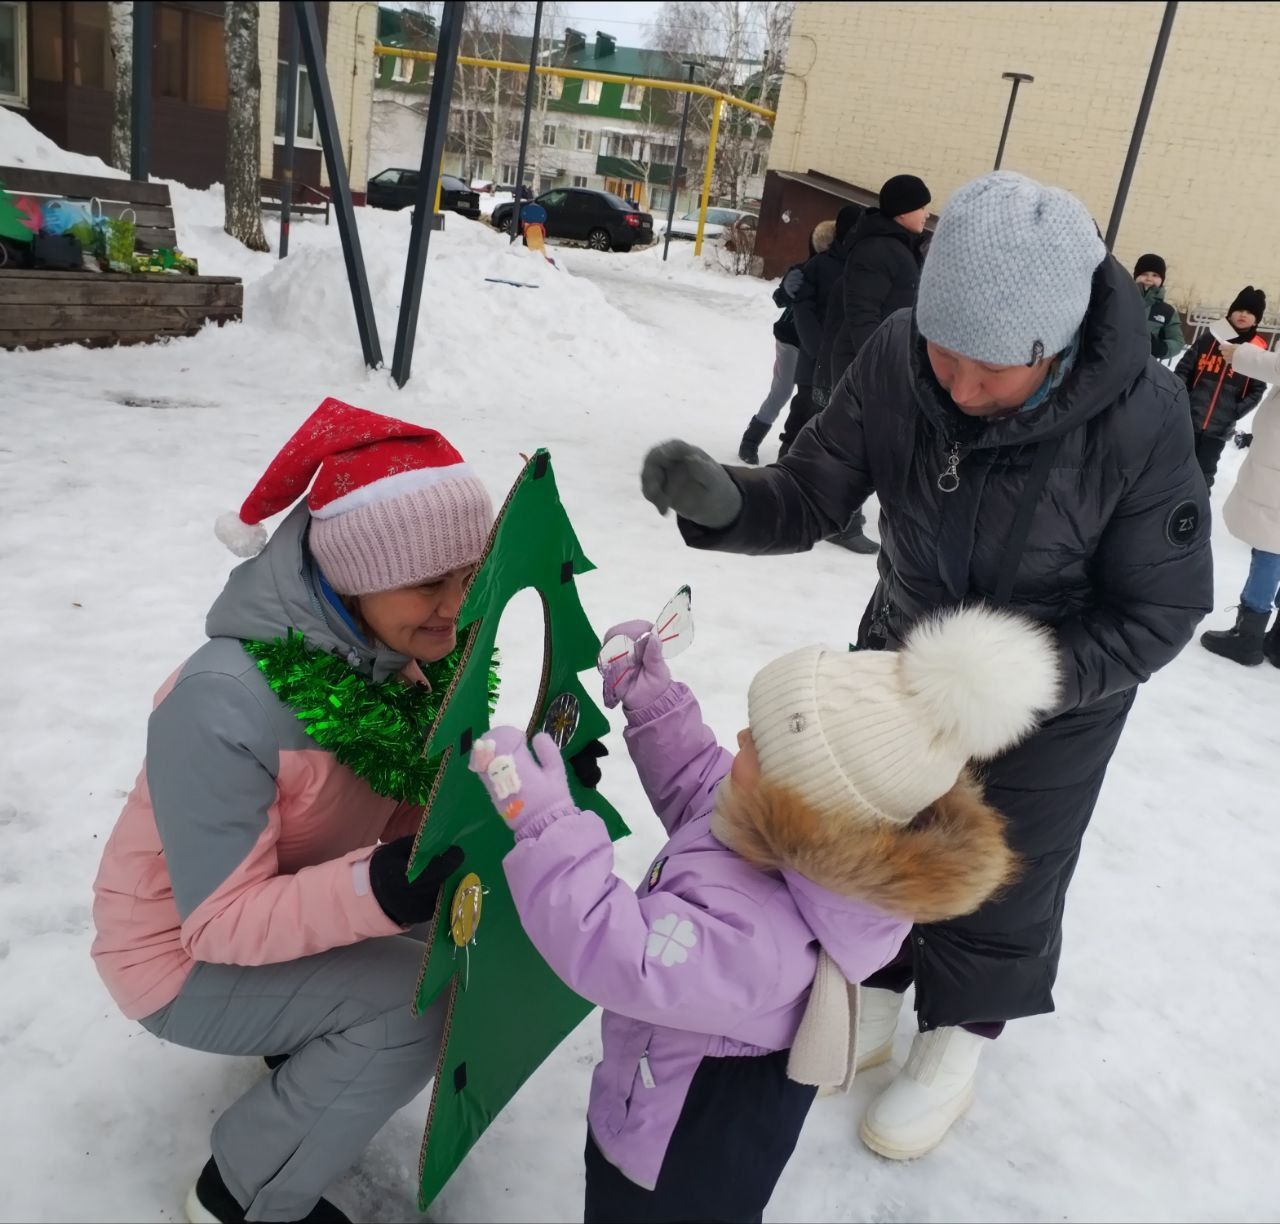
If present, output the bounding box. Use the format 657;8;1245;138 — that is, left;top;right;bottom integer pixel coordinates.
223;1;269;251
109;1;133;173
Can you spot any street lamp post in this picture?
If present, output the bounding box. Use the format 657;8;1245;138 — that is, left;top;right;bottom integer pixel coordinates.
663;61;700;263
1105;1;1178;250
993;72;1034;171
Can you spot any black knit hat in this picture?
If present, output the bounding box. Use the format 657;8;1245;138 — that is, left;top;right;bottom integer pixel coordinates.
835;203;862;244
879;174;931;219
1229;285;1267;323
1133;253;1166;281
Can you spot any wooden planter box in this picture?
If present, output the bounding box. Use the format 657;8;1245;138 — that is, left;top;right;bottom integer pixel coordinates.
0;268;243;350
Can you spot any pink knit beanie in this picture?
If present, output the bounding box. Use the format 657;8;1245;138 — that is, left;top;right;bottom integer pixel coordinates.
213;397;493;595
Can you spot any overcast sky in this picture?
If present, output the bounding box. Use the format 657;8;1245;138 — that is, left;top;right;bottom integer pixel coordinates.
387;3;680;46
556;2;667;42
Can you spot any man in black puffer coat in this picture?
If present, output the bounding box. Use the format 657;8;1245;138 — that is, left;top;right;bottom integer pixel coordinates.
639;172;1213;1162
818;174;931;553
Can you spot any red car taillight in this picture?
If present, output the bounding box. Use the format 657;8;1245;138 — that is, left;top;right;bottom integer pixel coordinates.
624;214;641;227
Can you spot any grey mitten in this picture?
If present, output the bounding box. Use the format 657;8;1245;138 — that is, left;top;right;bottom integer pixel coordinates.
640;440;743;527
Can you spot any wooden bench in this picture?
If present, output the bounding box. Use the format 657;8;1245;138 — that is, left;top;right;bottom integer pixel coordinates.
260;177;331;224
0;166;243;350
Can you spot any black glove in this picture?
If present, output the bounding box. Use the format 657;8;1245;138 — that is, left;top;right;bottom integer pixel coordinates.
1151;334;1166;359
369;838;463;927
640;440;743;527
1235;431;1254;450
568;738;608;788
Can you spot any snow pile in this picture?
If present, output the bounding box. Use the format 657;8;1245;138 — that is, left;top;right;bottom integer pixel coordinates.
0;106;127;179
244;205;644;396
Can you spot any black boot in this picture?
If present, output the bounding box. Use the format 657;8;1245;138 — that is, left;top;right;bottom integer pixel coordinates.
187;1157;350;1224
737;416;771;465
1264;614;1280;668
1200;607;1269;666
828;512;879;556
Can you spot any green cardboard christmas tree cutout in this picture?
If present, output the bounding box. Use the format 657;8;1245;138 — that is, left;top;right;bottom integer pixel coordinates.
407;449;629;1210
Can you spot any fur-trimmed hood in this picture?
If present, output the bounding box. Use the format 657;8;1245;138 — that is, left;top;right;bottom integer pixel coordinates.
712;771;1017;966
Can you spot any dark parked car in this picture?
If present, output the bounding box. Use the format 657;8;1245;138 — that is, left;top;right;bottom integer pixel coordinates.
491;188;653;252
366;170;481;220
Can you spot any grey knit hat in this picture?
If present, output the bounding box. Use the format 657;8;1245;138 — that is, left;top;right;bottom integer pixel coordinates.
916;171;1106;366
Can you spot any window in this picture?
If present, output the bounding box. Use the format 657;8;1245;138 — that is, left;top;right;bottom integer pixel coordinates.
650;187;671;212
621;83;644;109
580;79;601;105
650;141;677;164
151;6;225;107
500;163;517;183
748;152;763;176
70;1;110;90
30;1;61;82
391;56;413;84
185;10;226;108
0;1;25;104
542;123;557;147
275;63;317;143
547;74;563;100
576;129;593;152
572;174;588;188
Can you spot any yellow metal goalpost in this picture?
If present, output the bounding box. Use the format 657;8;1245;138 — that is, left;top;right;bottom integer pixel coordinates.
373;44;776;256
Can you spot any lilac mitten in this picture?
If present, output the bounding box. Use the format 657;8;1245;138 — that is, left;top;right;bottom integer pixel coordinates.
600;619;673;711
469;727;575;835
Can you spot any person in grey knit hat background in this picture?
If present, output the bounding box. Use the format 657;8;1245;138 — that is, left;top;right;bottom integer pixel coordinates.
638;170;1213;1161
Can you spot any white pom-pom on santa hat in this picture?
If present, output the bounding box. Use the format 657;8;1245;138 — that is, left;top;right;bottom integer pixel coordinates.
214;509;269;558
900;605;1062;761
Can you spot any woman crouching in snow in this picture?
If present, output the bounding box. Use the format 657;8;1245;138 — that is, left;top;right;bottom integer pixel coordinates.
90;400;495;1224
470;604;1060;1223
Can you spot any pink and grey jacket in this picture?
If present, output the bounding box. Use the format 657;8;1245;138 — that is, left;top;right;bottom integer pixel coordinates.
91;504;423;1021
501;683;912;1191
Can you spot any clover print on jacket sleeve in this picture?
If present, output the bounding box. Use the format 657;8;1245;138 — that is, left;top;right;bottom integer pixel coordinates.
645;912;698;967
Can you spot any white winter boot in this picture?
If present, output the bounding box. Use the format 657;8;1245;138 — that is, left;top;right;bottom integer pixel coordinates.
858;1026;985;1160
856;987;906;1072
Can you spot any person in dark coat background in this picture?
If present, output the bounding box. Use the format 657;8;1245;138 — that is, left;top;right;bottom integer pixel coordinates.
736;220;837;466
774;204;862;458
819;174;932;554
1175;285;1269;489
1133;253;1185;361
639;171;1213;1162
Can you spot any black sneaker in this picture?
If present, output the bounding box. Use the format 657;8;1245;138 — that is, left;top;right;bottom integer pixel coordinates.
186;1157;350;1224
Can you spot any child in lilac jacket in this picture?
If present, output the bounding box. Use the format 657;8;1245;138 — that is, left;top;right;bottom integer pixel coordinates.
471;605;1060;1222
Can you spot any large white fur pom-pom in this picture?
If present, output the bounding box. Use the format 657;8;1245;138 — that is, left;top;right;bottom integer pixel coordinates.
900;606;1061;760
214;510;269;558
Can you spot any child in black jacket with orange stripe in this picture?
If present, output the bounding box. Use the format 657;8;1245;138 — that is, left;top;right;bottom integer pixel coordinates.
1176;286;1270;488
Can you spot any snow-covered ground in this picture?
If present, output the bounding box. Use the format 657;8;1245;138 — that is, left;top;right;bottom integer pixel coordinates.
2;110;1278;1222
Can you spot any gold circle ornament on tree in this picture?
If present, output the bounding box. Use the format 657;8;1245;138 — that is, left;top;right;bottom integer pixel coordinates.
449;872;485;948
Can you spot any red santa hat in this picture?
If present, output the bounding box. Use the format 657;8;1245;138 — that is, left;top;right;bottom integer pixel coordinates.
214;397;493;596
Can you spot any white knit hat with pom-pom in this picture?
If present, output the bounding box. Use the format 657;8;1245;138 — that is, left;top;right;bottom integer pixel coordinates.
748;606;1061;826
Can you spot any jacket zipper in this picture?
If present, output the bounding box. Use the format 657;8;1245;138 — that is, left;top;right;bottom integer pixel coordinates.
937;441;964;493
1202;364;1228;431
638;1051;655;1089
865;598;896;650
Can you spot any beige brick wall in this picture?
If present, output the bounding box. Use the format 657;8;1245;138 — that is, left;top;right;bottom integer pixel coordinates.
255;2;379;193
773;1;1280;313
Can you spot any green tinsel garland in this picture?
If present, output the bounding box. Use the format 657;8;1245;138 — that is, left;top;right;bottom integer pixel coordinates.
242;630;498;805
